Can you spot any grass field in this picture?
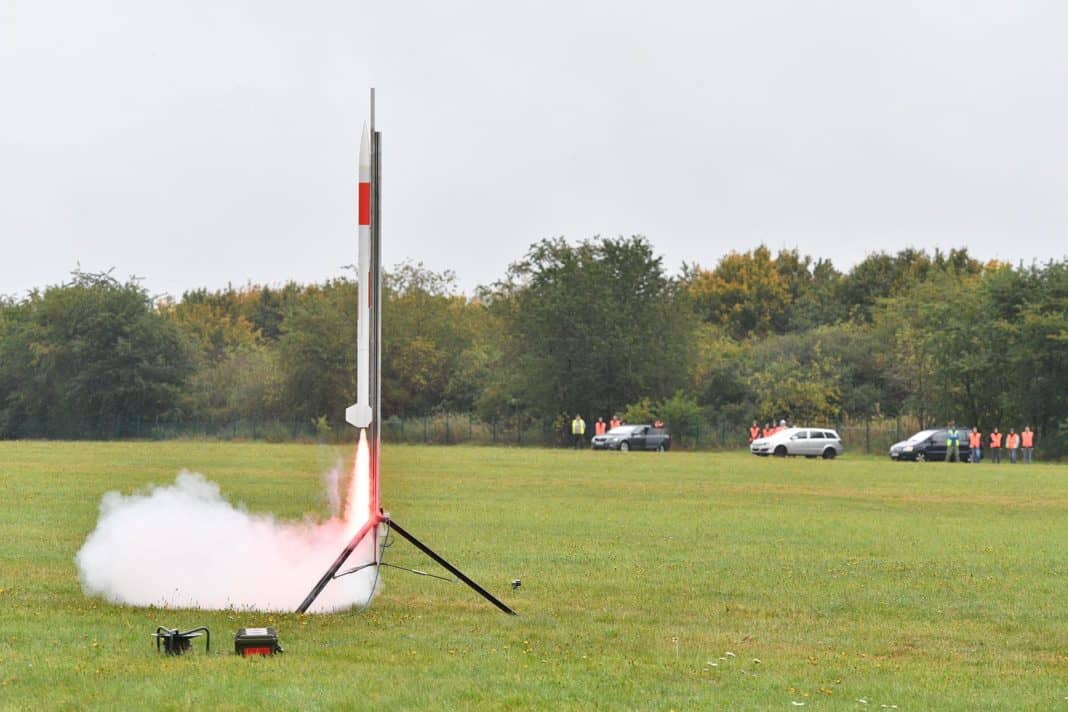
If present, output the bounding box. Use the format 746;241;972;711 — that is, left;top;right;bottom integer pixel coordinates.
1;441;1066;710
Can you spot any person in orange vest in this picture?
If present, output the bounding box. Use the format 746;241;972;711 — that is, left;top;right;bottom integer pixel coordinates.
1005;428;1020;464
989;428;1002;464
762;422;774;437
968;426;982;463
594;417;607;437
609;415;621;431
1021;426;1035;463
748;421;761;443
653;418;664;429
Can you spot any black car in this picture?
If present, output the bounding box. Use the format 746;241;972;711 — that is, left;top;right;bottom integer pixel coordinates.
591;425;671;452
889;428;972;462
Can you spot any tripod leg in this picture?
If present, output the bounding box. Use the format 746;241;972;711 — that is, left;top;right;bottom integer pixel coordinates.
296;517;378;613
387;518;516;615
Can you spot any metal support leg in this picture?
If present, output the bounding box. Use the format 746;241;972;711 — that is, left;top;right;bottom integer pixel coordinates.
296;517;380;613
387;518;516;615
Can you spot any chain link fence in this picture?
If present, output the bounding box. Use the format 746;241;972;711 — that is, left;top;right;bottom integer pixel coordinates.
121;413;928;455
28;412;1065;459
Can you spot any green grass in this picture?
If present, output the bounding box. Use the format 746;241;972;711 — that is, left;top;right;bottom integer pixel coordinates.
0;442;1066;710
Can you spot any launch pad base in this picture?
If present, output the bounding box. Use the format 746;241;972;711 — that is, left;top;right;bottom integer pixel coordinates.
295;514;516;615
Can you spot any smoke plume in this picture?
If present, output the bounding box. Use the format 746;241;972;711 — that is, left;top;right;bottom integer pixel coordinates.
75;471;378;612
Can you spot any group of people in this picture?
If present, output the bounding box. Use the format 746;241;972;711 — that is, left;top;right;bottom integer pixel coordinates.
569;413;664;448
746;419;1039;464
747;420;790;442
946;423;1037;464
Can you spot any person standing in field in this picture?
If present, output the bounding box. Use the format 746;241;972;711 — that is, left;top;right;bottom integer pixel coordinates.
749;421;761;443
989;427;1002;463
945;422;962;463
1006;428;1020;463
968;426;982;463
595;417;607;437
1021;426;1035;463
610;415;621;431
571;414;586;448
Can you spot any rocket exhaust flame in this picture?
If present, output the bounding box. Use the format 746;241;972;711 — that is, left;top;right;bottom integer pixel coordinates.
345;429;372;536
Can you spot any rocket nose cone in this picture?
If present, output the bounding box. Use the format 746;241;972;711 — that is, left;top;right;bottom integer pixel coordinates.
359;123;370;168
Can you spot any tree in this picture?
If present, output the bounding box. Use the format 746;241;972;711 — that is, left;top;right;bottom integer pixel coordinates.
620;397;655;425
994;261;1068;449
491;236;693;420
165;300;260;362
786;257;846;330
382;261;492;416
689;324;754;424
276;280;355;426
841;248;982;323
872;267;1013;429
747;336;842;423
685;247;845;337
0;271;192;438
657;391;703;447
684;246;791;338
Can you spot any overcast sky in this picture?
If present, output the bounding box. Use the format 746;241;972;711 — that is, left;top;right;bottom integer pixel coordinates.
2;0;1066;298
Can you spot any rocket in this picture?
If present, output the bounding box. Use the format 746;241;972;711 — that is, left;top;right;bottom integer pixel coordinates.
298;92;516;616
346;124;373;430
296;106;380;615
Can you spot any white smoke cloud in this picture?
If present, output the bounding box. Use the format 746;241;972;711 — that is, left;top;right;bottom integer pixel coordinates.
75;471;378;613
321;459;343;518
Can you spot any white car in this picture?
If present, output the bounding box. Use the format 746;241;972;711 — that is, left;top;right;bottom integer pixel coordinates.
750;427;844;459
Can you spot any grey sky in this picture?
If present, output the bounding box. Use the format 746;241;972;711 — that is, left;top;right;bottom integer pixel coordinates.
2;0;1066;299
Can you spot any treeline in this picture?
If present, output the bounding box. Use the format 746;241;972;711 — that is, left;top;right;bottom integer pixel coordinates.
1;239;1066;453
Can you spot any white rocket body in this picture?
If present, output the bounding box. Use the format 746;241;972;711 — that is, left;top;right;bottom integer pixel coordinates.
346;124;373;429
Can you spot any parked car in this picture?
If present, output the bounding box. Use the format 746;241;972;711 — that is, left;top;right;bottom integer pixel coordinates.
889;428;972;462
750;427;844;458
591;425;671;452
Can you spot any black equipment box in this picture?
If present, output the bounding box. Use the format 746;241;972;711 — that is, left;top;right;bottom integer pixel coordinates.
234;627;282;657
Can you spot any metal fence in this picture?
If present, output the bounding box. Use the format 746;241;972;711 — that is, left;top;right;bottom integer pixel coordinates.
24;412;1064;458
134;413;927;455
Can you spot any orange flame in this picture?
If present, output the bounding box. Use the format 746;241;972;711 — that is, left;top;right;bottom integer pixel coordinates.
345;429;372;536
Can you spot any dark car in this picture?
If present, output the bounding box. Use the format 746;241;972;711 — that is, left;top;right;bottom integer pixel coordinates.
889;428;972;462
591;425;671;452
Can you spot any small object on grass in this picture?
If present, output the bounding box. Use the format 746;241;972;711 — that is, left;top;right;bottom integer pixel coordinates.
791;702;805;707
154;626;210;656
725;651;736;658
235;627;283;657
511;579;522;591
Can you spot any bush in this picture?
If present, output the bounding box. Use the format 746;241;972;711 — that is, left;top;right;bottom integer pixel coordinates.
658;391;703;447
